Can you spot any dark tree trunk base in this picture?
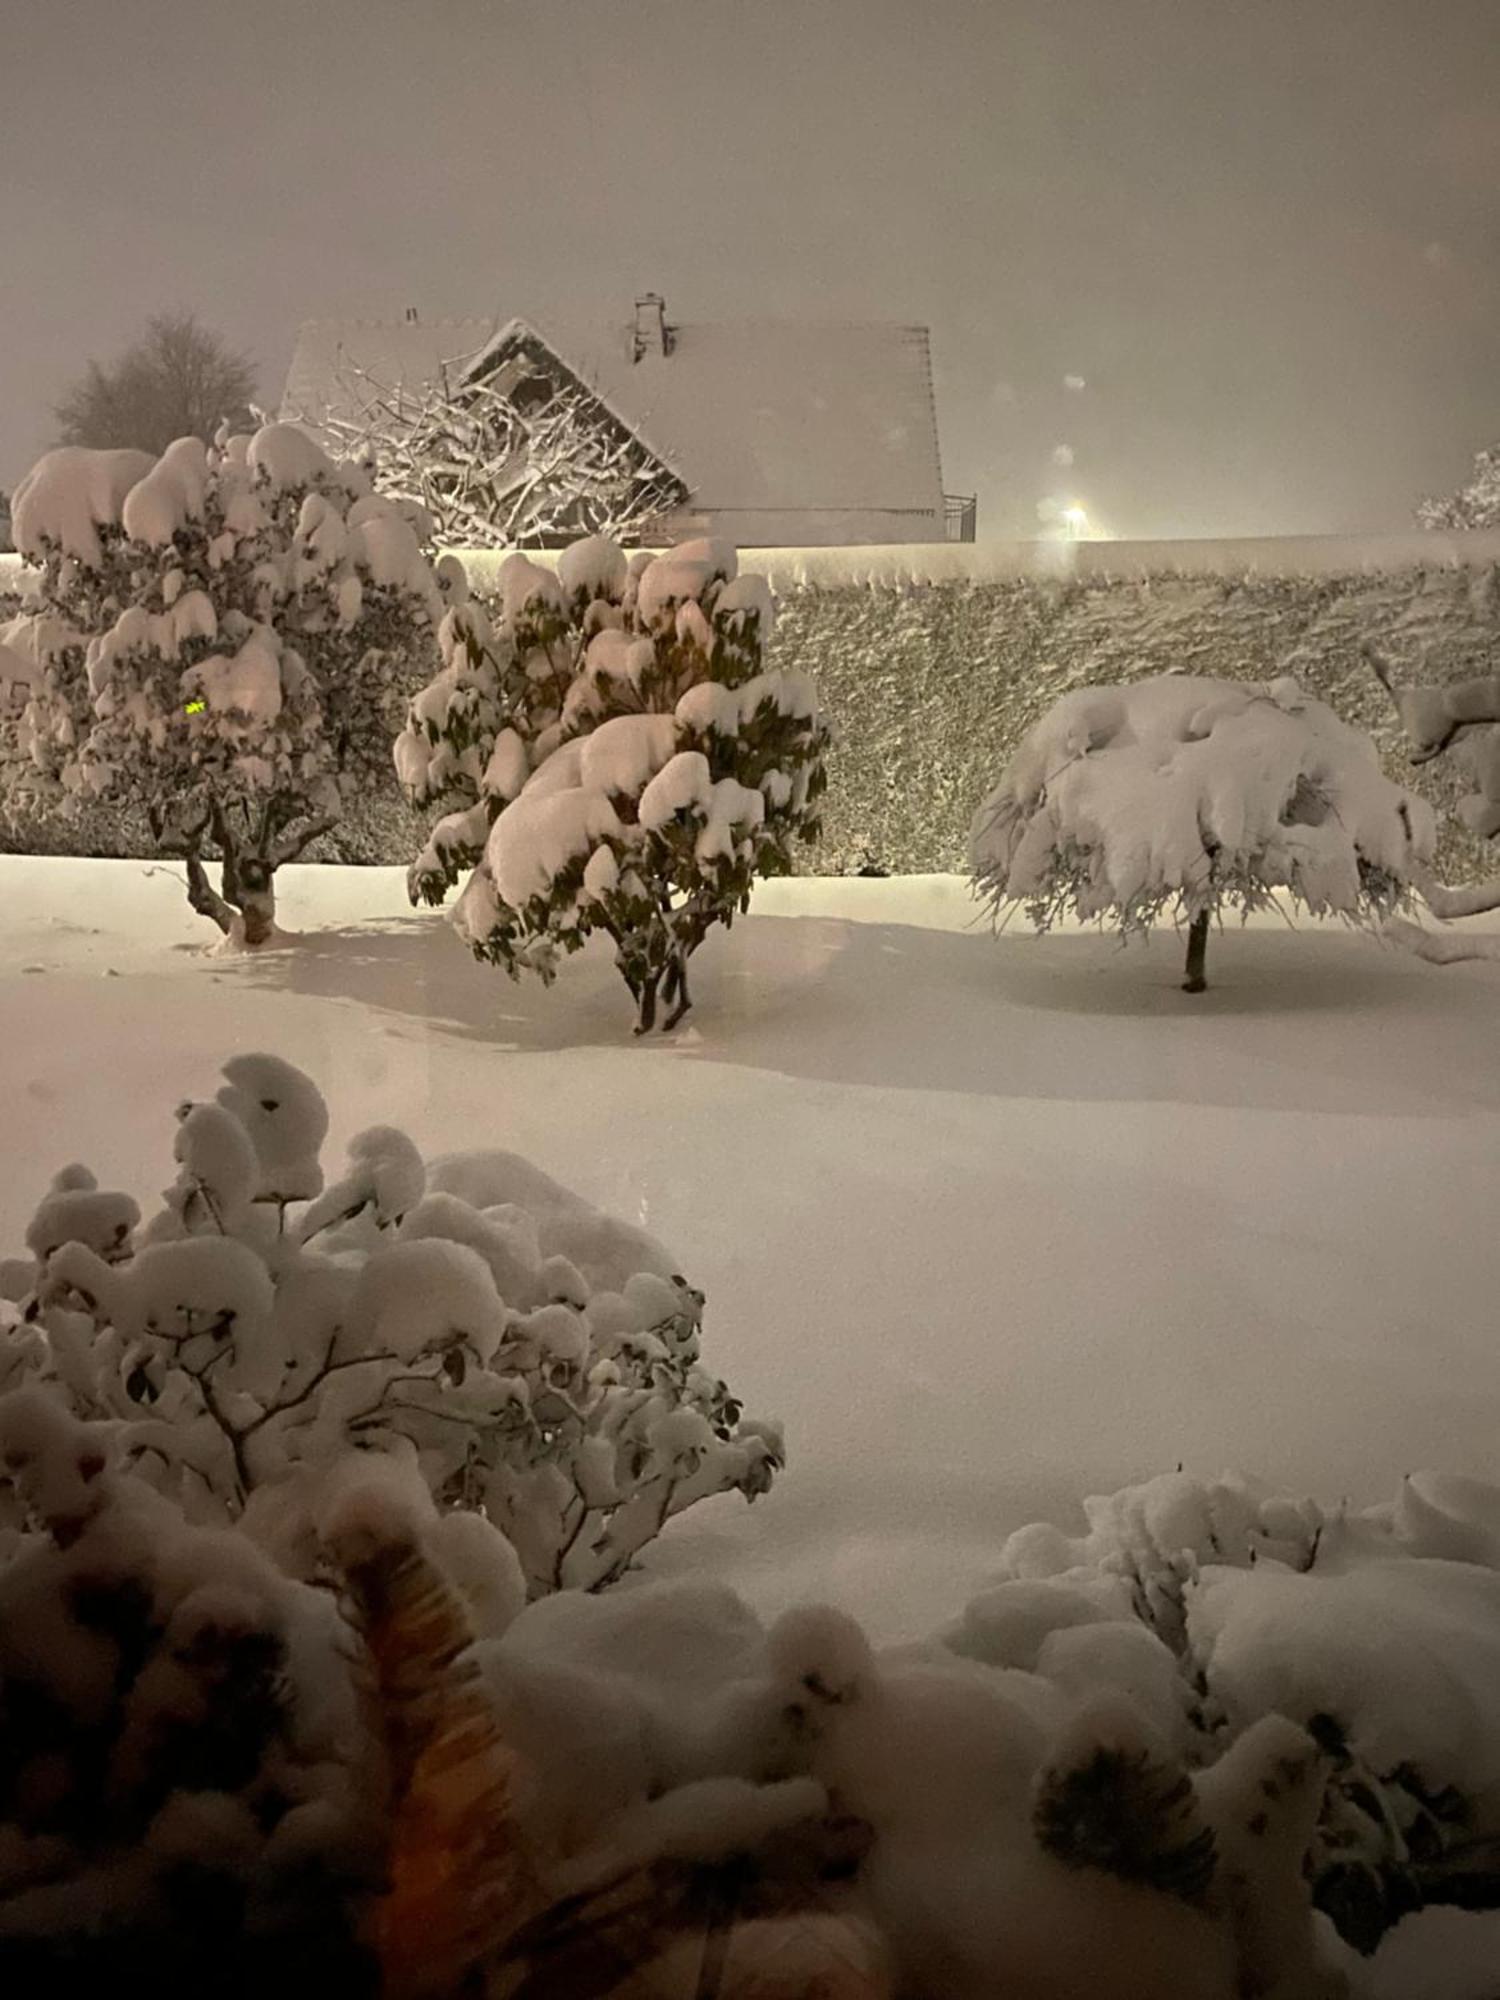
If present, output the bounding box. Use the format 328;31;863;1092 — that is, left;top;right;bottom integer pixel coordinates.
1182;912;1210;993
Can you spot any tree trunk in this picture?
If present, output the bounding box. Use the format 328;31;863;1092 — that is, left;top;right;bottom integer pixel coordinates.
632;973;660;1035
660;952;693;1031
183;842;277;947
1182;913;1210;993
230;851;278;948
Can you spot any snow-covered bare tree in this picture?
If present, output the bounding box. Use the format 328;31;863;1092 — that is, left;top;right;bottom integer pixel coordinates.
1417;444;1500;531
54;310;257;456
315;354;687;550
1365;643;1500;963
0;424;451;944
0;1053;782;1598
397;535;830;1032
970;673;1433;992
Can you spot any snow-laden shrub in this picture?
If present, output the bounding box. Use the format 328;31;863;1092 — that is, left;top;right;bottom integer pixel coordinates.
980;1465;1500;1957
0;1054;781;1596
970;672;1435;991
0;426;452;945
0;1389;378;1993
395;534;830;1031
1365;644;1500;965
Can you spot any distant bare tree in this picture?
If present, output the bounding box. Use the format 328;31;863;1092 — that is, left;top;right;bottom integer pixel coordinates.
317;357;686;549
54;312;256;455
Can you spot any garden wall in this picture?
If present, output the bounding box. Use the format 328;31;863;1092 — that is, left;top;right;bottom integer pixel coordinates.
5;532;1500;877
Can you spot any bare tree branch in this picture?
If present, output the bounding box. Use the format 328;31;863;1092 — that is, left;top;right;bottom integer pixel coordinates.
310;357;685;549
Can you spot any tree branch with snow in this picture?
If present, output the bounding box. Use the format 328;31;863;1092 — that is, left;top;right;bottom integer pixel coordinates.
313;357;686;552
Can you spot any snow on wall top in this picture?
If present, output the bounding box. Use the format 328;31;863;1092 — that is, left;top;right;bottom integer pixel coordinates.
279;314;947;520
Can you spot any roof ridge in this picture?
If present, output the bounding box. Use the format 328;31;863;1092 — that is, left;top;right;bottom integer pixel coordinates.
295;315;932;336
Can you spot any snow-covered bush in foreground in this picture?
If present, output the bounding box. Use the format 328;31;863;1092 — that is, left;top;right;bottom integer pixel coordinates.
971;673;1433;991
0;1053;780;1596
983;1464;1500;1962
396;533;830;1031
0;1389;378;1993
6;1413;1497;1995
0;425;451;945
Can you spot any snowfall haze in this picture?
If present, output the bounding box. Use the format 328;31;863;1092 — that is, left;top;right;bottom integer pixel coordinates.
2;0;1500;539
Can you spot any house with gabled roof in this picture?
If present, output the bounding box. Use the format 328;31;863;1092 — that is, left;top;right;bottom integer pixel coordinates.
280;295;973;547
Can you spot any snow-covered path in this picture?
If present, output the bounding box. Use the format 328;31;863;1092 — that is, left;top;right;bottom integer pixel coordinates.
2;857;1497;1640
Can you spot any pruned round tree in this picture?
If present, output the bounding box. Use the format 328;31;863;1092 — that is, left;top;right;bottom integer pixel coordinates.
396;535;830;1031
970;673;1433;991
1;425;451;945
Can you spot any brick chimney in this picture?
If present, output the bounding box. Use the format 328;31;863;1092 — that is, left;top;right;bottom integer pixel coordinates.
632;293;674;362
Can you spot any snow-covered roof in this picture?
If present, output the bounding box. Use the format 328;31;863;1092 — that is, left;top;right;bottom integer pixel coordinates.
280;312;947;520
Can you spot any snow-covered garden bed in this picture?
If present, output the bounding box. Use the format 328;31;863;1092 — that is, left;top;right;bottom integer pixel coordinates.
2;858;1499;1990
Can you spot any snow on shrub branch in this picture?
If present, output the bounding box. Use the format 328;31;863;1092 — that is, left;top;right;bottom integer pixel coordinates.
395;534;830;1032
0;425;453;945
971;673;1433;990
0;1053;782;1597
0;1389;379;1983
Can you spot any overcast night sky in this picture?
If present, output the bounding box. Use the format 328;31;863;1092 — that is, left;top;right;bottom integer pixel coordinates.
2;0;1498;541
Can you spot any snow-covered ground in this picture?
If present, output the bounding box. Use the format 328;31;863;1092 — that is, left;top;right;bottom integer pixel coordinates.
3;856;1498;1642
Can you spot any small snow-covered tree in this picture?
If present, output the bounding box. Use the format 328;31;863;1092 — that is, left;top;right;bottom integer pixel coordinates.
1365;644;1500;965
315;355;686;551
1418;444;1500;532
0;425;452;945
0;1053;782;1597
396;535;830;1031
970;673;1433;992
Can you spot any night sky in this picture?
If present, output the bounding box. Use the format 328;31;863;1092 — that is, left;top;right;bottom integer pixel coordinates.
3;0;1498;539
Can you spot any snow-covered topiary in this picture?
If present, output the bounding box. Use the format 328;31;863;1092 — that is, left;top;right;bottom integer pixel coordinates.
0;1389;379;1992
0;425;452;945
0;1053;782;1597
395;534;830;1031
970;673;1434;991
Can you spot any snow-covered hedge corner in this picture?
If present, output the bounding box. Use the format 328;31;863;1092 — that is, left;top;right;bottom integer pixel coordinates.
0;1054;781;1596
0;426;452;945
971;673;1434;991
396;533;830;1032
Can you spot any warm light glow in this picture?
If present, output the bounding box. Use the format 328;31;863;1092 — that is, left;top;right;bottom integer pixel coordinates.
1062;505;1089;539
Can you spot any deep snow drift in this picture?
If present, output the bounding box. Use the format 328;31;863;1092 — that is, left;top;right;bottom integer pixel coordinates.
0;858;1498;1644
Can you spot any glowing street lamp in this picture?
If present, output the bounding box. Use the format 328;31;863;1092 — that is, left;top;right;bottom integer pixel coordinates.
1062;504;1089;540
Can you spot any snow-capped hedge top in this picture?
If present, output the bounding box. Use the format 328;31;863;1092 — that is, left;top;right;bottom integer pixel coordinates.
972;673;1435;924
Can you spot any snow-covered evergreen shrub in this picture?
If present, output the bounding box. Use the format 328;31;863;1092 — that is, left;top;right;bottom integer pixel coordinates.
0;1054;781;1597
0;426;452;945
0;1388;378;1994
970;673;1434;991
395;534;830;1031
977;1465;1500;1958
